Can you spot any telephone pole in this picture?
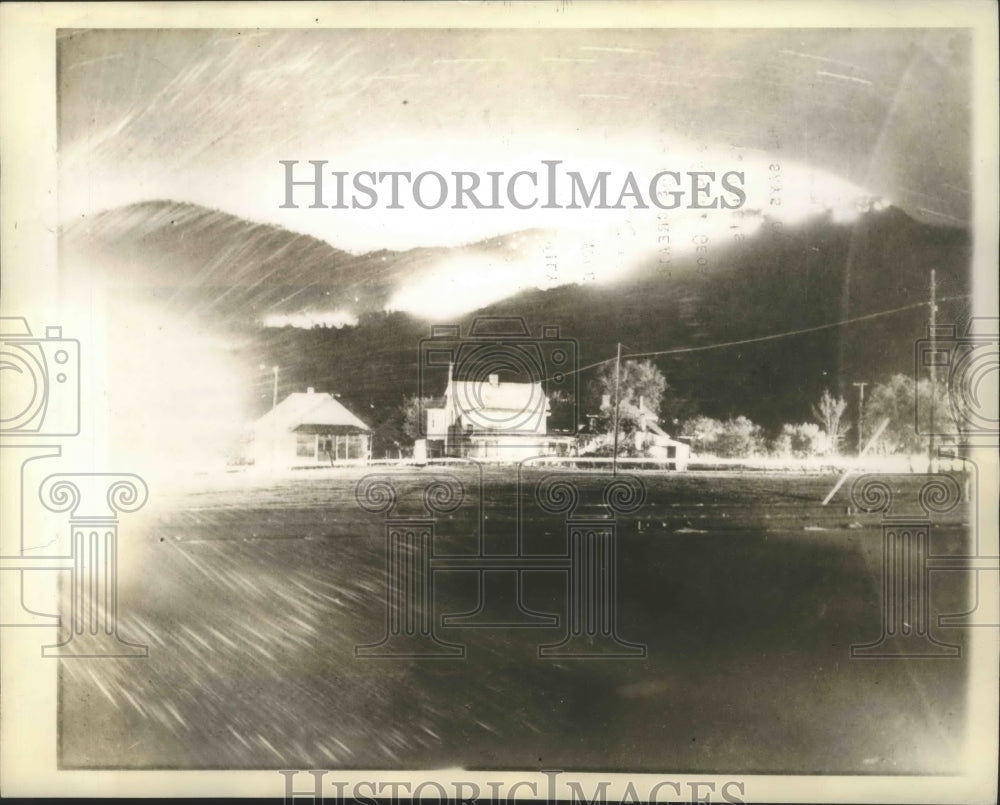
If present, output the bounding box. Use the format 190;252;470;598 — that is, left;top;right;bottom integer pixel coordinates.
852;381;867;454
928;270;937;472
260;363;280;409
612;342;622;477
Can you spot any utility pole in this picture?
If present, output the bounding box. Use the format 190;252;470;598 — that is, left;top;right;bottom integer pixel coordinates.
852;381;867;454
260;363;280;410
444;361;454;457
928;269;936;473
258;363;281;470
612;342;622;477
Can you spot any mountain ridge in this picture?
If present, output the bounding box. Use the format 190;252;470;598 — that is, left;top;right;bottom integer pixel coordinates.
61;200;972;455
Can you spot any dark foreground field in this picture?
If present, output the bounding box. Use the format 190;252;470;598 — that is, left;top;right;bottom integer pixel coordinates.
58;467;973;773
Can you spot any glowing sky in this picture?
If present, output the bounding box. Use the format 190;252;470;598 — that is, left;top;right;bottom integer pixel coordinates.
59;27;971;258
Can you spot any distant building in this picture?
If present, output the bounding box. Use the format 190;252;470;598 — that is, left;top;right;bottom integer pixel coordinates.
249;387;371;468
579;395;689;470
424;368;574;462
633;397;690;470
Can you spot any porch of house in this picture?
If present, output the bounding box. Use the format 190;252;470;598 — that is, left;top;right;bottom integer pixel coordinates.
293;425;371;465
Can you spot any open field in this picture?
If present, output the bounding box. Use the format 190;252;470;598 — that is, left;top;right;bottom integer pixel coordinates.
59;467;973;773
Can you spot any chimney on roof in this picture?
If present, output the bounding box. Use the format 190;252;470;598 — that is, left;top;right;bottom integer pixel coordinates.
488;373;499;387
307;387;315;394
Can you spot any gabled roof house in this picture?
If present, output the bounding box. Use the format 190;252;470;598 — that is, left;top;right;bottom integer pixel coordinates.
250;387;371;468
424;369;573;461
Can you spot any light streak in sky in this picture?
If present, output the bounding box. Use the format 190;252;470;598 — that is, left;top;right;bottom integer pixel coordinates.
815;70;874;86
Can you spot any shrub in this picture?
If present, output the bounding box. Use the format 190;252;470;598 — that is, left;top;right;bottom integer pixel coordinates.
714;416;767;457
771;422;830;458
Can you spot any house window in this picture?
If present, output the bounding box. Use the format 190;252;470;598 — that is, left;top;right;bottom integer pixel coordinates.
296;433;316;458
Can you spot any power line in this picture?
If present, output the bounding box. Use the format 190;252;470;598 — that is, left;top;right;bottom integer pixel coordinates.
276;292;971;400
626;295;969;359
545;355;621;381
541;293;970;381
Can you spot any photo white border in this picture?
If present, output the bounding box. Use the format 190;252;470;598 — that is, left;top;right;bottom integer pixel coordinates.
1;2;997;801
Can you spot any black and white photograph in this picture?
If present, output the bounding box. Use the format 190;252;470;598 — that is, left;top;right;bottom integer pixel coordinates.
1;2;997;802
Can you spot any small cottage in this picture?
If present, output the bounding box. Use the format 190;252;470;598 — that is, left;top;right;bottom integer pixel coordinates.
249;388;371;468
634;397;689;470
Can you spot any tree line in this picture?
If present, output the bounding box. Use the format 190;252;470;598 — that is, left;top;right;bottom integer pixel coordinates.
382;359;955;460
583;360;955;459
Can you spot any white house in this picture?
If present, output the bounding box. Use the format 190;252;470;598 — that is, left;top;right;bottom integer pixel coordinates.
424;369;574;462
249;388;371;469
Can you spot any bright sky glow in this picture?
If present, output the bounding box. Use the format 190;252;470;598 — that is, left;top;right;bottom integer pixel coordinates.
58;28;968;321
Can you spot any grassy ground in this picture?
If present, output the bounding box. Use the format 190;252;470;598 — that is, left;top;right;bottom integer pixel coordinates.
58;467;972;773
